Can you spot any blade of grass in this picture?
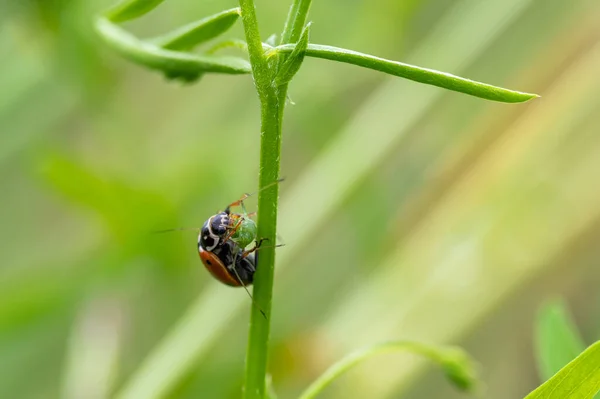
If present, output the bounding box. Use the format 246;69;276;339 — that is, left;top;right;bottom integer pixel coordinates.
298;342;477;399
524;341;600;399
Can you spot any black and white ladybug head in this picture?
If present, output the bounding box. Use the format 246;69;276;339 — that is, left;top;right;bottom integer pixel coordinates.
209;212;229;236
198;212;229;251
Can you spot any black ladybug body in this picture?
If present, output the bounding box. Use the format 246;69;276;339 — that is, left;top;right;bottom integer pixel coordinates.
198;234;256;287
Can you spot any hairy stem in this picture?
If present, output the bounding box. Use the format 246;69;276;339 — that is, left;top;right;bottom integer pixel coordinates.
238;0;312;397
238;0;270;95
245;89;281;399
237;0;280;398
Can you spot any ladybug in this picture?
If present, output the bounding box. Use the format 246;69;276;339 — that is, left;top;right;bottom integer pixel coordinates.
158;179;283;288
198;178;284;262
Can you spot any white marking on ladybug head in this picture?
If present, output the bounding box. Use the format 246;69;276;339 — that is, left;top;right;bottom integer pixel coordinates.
203;215;221;251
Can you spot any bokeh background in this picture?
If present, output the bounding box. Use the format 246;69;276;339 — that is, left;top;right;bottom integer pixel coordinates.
2;0;600;398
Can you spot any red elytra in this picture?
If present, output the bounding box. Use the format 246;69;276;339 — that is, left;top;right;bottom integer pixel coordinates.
198;246;241;287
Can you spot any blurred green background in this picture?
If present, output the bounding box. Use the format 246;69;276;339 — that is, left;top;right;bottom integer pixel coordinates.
2;0;600;398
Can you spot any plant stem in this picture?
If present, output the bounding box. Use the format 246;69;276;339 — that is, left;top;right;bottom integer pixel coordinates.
245;89;281;399
237;1;280;399
238;0;270;95
238;0;312;397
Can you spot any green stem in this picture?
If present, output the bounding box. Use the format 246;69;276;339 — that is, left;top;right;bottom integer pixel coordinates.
245;89;281;399
237;1;280;399
238;0;312;397
238;0;270;95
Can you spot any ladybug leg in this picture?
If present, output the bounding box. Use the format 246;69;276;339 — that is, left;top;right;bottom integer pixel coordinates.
230;251;246;284
230;251;266;318
224;193;251;214
241;238;284;259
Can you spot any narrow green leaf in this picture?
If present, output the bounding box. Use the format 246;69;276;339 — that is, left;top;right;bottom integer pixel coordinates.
94;18;251;81
205;39;248;55
275;43;539;103
152;8;241;51
536;300;586;381
524;341;600;399
280;0;313;45
298;341;478;399
105;0;165;23
274;23;310;86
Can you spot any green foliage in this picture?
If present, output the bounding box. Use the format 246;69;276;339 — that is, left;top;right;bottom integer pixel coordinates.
525;341;600;399
153;8;241;51
94;17;250;82
298;342;478;399
39;152;173;239
534;300;599;399
274;23;311;86
95;0;537;103
274;44;538;102
280;0;313;45
105;0;166;22
536;300;586;380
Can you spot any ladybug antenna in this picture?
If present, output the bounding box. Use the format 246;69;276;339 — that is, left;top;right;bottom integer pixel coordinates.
152;227;199;234
247;177;285;198
231;255;267;319
225;178;285;213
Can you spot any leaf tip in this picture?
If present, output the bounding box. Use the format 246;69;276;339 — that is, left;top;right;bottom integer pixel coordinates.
513;91;541;103
440;348;479;392
301;22;313;40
